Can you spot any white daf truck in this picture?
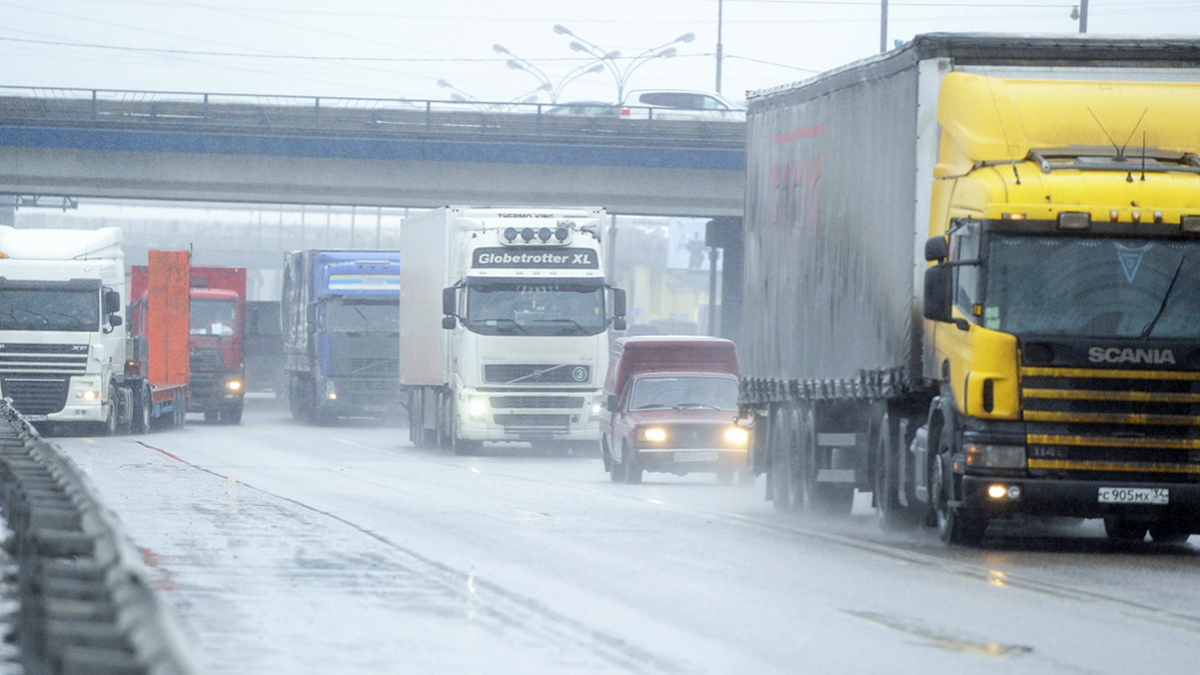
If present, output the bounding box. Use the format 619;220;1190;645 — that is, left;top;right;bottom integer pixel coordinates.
0;226;189;435
400;206;626;455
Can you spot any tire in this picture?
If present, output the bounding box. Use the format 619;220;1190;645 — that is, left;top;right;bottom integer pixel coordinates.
99;385;119;436
1148;521;1190;544
1105;517;1148;543
132;384;152;435
609;450;626;483
932;435;987;546
874;414;917;531
225;403;243;425
624;443;643;484
601;436;613;473
770;406;802;512
175;392;187;428
204;410;218;424
451;415;481;456
803;409;854;516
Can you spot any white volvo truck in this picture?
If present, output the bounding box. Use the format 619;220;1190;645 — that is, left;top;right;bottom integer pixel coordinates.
401;206;626;455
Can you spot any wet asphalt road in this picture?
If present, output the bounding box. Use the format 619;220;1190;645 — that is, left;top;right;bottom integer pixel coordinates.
51;401;1200;675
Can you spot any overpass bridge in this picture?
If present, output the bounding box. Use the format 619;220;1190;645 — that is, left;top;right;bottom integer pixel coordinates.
0;87;745;217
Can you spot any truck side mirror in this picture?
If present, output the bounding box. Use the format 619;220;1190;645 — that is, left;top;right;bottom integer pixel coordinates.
305;303;317;325
606;394;620;412
104;289;121;314
442;315;457;330
923;264;954;323
924;236;949;262
109;314;123;327
442;287;457;317
613;317;627;331
613;288;626;317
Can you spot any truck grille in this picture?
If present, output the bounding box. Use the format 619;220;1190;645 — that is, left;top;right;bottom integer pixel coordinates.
483;364;590;385
1021;366;1200;481
494;414;571;430
336;357;399;378
190;348;224;371
331;338;400;377
489;396;584;410
2;376;70;415
336;378;401;406
0;343;88;375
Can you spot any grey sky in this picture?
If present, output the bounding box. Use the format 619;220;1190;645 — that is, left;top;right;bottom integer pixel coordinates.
1;0;1196;104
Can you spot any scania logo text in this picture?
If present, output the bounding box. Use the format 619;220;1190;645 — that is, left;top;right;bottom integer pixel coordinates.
1087;347;1176;365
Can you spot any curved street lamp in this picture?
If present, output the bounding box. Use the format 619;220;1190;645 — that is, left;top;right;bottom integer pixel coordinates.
494;43;607;103
553;26;694;101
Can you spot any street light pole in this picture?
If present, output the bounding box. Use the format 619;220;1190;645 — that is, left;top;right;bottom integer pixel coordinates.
716;0;724;93
880;0;888;53
554;25;694;102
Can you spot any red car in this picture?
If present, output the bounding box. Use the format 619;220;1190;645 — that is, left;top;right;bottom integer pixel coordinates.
599;337;750;484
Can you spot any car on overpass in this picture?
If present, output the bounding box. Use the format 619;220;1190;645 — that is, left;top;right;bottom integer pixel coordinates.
542;101;619;116
618;90;746;122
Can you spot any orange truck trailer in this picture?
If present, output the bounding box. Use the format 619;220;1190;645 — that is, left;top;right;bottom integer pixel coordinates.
125;250;193;430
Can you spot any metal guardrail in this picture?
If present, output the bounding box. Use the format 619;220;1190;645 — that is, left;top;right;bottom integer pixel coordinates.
0;401;200;675
0;86;744;149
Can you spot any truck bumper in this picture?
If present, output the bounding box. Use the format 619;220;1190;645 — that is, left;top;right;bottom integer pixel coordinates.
457;388;602;442
189;373;244;412
962;476;1200;522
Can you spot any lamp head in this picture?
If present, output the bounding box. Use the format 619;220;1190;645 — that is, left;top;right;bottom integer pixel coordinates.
553;24;573;36
492;44;510;55
676;33;695;44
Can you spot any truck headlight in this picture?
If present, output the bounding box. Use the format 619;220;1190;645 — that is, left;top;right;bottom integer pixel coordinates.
724;427;749;446
226;380;243;391
77;390;98;400
965;443;1025;468
639;427;667;442
324;380;337;400
468;396;485;419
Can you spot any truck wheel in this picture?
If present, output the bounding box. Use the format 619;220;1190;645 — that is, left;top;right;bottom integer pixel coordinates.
601;436;613;473
451;416;480;456
932;443;986;546
204;410;218;424
174;392;187;428
624;443;642;484
1104;517;1148;543
101;387;119;436
609;441;626;483
225;403;243;425
770;407;800;512
874;414;916;530
132;383;152;434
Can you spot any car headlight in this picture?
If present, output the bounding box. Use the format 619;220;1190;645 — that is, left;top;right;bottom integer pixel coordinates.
324;380;337;400
468;396;485;419
724;427;749;445
964;443;1025;468
639;427;667;442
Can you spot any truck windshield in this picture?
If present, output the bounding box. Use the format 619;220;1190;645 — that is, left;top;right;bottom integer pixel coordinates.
190;298;238;336
465;280;606;336
322;298;399;333
0;289;99;332
628;375;740;411
984;236;1200;338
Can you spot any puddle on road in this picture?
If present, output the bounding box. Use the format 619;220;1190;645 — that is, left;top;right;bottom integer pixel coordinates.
844;609;1034;658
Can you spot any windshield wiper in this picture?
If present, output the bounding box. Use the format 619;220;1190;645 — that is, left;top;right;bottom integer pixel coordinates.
633;403;673;411
475;317;528;334
1140;254;1187;338
533;318;591;334
674;402;721;410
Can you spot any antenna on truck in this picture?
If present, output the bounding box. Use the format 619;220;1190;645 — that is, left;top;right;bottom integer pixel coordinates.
1087;106;1149;162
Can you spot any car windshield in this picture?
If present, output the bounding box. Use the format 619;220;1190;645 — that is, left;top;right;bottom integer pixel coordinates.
190;298;238;336
983;235;1200;338
0;289;99;332
628;375;739;411
465;280;606;336
322;298;399;333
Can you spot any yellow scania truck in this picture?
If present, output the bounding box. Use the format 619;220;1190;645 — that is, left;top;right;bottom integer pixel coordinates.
740;34;1200;545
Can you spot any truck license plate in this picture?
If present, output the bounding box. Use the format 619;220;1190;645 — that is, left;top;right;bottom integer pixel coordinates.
1098;487;1168;505
674;451;718;463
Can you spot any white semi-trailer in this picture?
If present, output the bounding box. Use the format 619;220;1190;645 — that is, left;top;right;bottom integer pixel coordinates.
0;227;190;434
400;206;626;455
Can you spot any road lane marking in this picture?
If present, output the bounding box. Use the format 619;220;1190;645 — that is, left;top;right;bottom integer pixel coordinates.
844;610;1033;658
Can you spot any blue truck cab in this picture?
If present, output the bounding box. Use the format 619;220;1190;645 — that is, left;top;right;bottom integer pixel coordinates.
282;250;401;424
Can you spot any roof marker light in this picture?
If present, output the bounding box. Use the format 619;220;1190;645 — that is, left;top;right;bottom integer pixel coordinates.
555;227;569;242
1154;211;1163;224
521;227;535;242
1110;209;1120;222
538;227;552;242
504;227;518;242
1131;210;1141;224
1182;216;1200;233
